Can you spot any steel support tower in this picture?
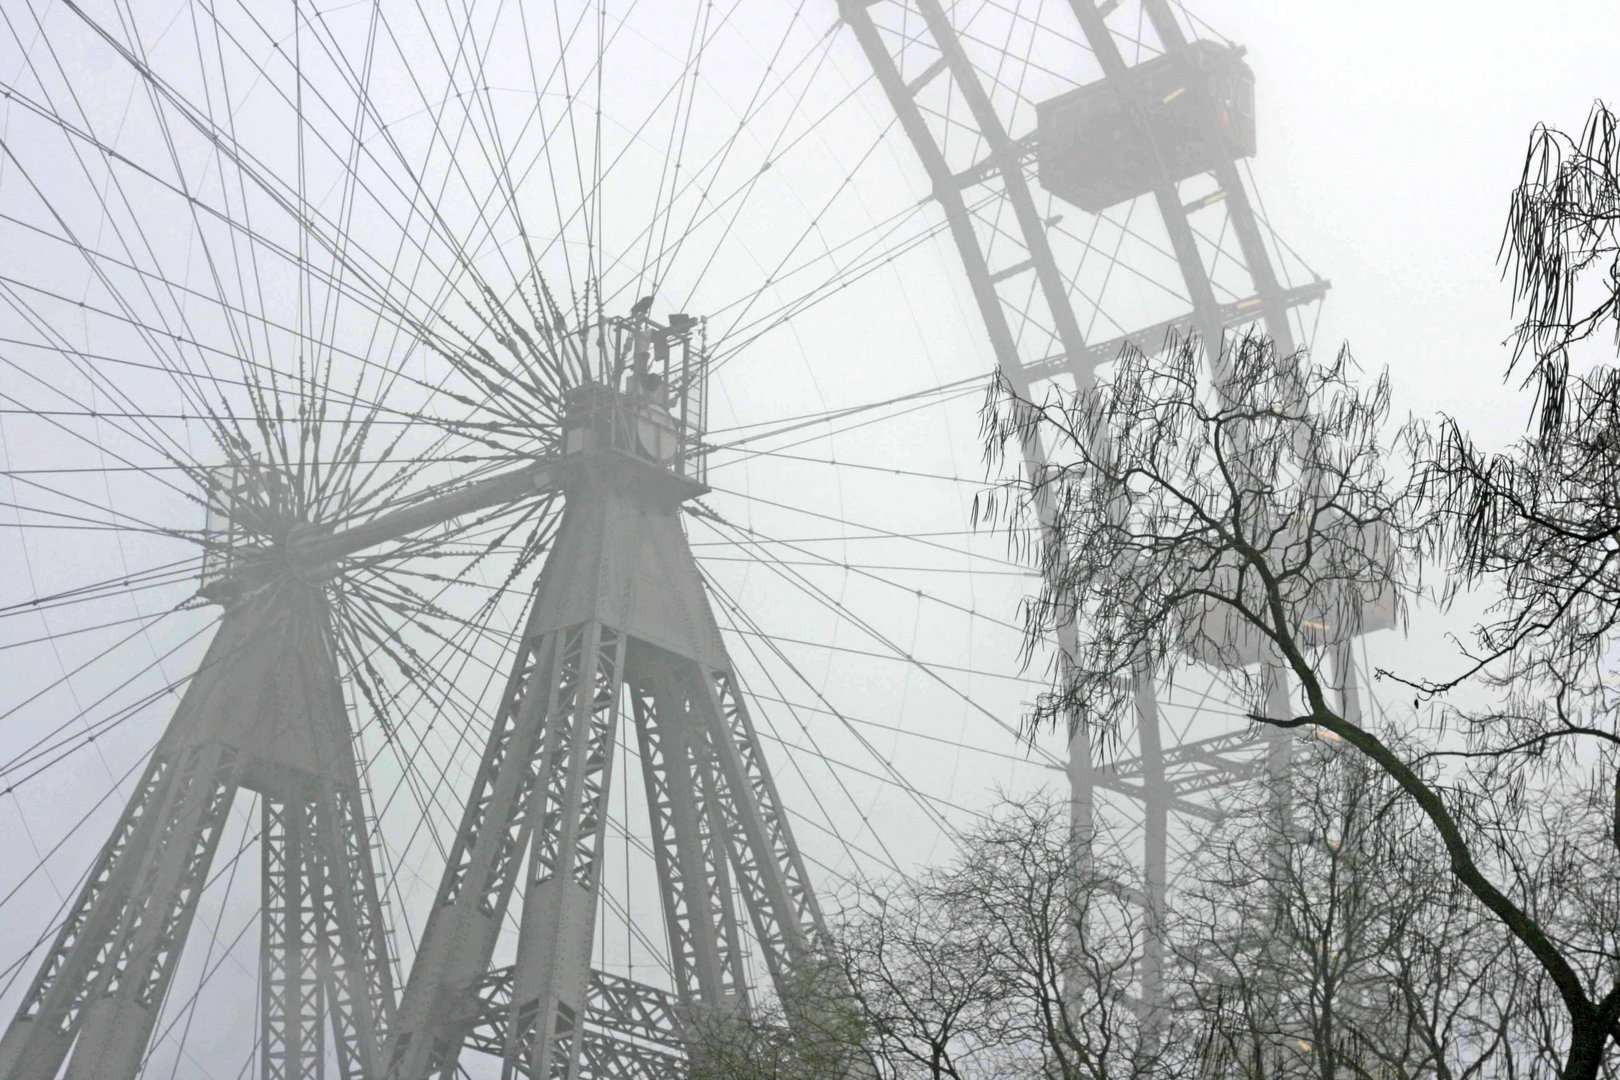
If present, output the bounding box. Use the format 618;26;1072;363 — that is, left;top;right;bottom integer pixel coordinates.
1;356;832;1077
384;380;829;1078
0;572;396;1079
1;271;833;1077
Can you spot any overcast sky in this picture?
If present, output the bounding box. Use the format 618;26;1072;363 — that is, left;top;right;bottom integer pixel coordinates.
0;2;1614;1074
1230;1;1615;435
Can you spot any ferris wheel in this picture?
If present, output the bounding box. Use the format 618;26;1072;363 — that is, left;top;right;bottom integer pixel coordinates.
0;1;1369;1076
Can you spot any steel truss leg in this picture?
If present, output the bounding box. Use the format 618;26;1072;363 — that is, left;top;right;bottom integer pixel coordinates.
257;779;394;1080
386;627;574;1078
1132;677;1168;1050
3;590;395;1080
0;752;179;1078
263;796;326;1080
1260;660;1296;996
390;625;825;1079
687;668;819;992
1063;677;1097;1019
308;779;396;1079
631;680;748;1013
64;742;241;1080
504;624;626;1078
1;751;391;1080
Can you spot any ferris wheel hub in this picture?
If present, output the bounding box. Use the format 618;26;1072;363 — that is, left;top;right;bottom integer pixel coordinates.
558;383;712;510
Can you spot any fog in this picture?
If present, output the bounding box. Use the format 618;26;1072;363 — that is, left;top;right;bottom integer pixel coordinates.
0;1;1613;1075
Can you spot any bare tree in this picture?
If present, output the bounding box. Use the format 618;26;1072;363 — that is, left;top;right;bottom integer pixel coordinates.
1406;98;1620;1073
693;793;1182;1078
1461;780;1620;1079
976;332;1401;745
978;316;1620;1074
1499;100;1620;440
682;955;873;1079
914;793;1180;1079
1177;736;1521;1079
833;868;1011;1079
1397;99;1620;888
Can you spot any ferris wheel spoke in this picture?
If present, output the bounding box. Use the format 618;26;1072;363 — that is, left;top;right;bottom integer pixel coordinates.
648;70;884;321
474;0;845;319
114;9;282;430
0;612;222;790
292;2;392;520
34;5;541;428
0;500;174;541
320;6;532;297
0;35;259;447
702;206;952;367
750;723;985;829
706;133;903;354
693;511;1056;759
711;444;997;492
705;552;1059;881
653;23;859;314
701;179;957;328
185;3;516;319
0;608;187;755
635;1;732;299
517;14;740;303
0;470;188;540
0;259;472;477
701;569;913;871
0;282;223;481
1055;204;1193;340
700;369;982;447
539;3;599;291
630;0;721;298
716;624;1042;685
0;0;1364;1071
0;288;471;449
336;575;514;755
0;557;201;622
697;487;1029;630
337;589;537;767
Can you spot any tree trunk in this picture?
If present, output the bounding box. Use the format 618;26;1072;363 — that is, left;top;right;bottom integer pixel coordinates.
1562;1018;1611;1080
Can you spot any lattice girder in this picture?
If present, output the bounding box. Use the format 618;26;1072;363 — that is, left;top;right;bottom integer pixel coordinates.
504;623;627;1077
0;754;177;1077
0;588;396;1080
838;0;1340;1044
385;626;574;1079
65;742;240;1080
262;796;326;1080
629;680;749;1009
467;969;688;1080
387;448;831;1079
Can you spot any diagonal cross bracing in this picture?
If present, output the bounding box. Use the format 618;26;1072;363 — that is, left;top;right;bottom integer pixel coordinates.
0;587;396;1080
386;425;831;1079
